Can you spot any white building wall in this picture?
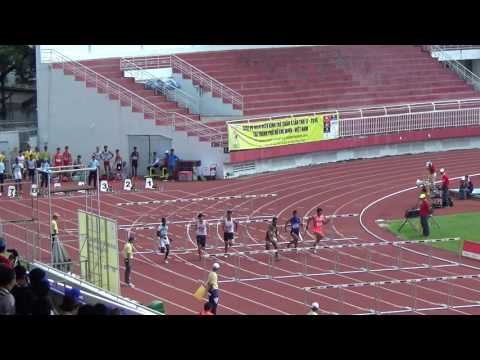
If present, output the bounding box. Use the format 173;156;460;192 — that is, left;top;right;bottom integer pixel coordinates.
36;63;225;177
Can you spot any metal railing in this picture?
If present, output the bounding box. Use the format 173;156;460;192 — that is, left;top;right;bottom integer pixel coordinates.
428;45;480;51
224;97;480;140
425;45;480;91
41;49;226;146
120;55;244;111
120;57;200;114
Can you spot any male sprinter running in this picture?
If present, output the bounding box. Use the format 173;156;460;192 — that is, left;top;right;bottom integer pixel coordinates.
285;210;303;249
305;207;329;252
265;217;279;260
194;213;208;260
222;210;238;257
157;217;171;264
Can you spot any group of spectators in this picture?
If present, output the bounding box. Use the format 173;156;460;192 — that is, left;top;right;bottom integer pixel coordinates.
0;237;123;315
1;144;182;195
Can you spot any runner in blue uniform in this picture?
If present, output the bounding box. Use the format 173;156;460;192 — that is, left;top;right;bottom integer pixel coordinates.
284;210;303;249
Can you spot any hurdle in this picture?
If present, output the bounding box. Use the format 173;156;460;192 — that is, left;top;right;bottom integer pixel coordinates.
115;193;278;207
205;237;461;283
303;273;480;315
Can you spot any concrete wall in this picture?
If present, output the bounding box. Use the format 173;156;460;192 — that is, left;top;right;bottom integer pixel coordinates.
472;60;480;78
39;45;318;62
172;73;243;117
224;136;480;178
432;49;480;61
0;131;20;155
36;63;225;177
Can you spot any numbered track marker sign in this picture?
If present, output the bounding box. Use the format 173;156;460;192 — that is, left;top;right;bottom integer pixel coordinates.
100;180;109;192
7;185;16;198
30;184;38;197
145;177;154;189
124;178;132;191
78;182;86;193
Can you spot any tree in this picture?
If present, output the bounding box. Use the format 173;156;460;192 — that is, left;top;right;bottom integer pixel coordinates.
0;45;35;120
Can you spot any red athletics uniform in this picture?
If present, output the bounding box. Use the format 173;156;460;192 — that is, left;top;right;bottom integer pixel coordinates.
54;152;63;167
63;150;72;166
312;215;326;236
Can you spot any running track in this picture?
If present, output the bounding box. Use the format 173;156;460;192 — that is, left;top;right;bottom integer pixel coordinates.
1;148;480;315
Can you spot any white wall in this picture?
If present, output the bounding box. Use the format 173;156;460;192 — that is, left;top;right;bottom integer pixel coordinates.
39;45;318;62
224;136;480;178
36;63;225;177
432;49;480;62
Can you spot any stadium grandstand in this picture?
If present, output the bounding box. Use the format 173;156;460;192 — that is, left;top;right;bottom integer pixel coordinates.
1;45;480;315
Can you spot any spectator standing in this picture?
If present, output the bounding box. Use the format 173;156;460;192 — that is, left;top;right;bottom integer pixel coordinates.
167;148;179;180
100;145;114;179
123;234;135;288
130;146;139;178
53;147;63;168
114;149;123;179
307;302;320;315
40;160;50;189
33;146;41;168
440;168;450;207
0;265;16;315
63;146;73;181
92;146;101;162
0;238;12;268
39;145;50;164
10;265;34;315
12;158;24;193
419;194;431;237
73;155;83;178
0;156;5;196
205;263;220;315
27;154;36;184
87;155;99;188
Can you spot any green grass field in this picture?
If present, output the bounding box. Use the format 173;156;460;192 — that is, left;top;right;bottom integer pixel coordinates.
387;212;480;254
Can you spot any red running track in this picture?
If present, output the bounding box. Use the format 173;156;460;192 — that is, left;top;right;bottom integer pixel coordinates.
1;148;480;314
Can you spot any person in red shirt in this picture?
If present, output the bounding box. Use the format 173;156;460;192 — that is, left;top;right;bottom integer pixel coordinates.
419;194;431;237
0;238;12;269
62;146;73;181
440;168;450;207
199;302;214;315
53;147;63;168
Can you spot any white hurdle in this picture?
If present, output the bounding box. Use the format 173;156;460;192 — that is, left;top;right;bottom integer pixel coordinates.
115;193;278;207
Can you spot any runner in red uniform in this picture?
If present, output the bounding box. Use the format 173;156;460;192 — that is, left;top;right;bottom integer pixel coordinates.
54;147;63;168
305;208;329;252
62;146;72;181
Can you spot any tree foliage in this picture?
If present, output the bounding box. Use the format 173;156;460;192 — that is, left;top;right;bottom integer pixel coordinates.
0;45;35;120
